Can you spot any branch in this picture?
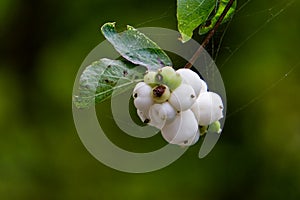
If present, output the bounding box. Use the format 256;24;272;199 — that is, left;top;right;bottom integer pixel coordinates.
185;0;236;69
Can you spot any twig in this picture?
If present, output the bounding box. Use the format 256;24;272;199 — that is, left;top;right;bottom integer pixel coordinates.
185;0;236;68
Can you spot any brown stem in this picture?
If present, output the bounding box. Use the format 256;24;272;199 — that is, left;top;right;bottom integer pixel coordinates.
185;0;236;69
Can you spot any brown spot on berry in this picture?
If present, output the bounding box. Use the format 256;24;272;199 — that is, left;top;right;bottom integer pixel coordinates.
144;119;150;123
191;94;195;98
153;85;166;97
134;93;138;98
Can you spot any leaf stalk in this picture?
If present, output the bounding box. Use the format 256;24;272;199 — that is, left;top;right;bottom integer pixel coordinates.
185;0;236;68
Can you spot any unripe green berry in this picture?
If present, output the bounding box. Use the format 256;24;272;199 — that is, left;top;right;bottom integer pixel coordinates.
151;85;170;103
156;66;182;91
143;71;157;86
208;121;222;134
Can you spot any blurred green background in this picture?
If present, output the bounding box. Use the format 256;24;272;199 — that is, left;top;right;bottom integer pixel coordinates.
1;0;300;199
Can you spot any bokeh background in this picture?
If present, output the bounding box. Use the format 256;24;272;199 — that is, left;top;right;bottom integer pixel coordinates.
1;0;300;199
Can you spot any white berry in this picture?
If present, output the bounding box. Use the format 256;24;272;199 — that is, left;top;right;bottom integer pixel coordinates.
137;109;150;123
199;79;208;93
133;82;151;97
134;97;153;112
169;83;196;111
177;130;200;147
133;82;153;111
133;66;225;147
191;92;224;126
191;130;200;145
149;102;176;128
176;68;202;96
161;110;198;145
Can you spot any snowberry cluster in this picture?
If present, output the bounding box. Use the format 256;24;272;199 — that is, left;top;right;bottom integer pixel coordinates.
132;66;224;147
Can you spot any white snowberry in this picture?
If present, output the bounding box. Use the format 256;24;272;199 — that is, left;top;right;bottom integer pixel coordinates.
133;82;152;97
191;131;200;144
134;97;153;112
149;102;176;128
176;68;203;96
199;79;208;93
161;109;198;145
177;130;200;147
137;109;150;124
132;65;225;147
191;92;224;126
148;116;165;129
133;82;153;111
169;83;196;111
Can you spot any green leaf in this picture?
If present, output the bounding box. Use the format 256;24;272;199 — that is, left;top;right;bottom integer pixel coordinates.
101;22;172;71
199;0;237;35
177;0;217;43
73;58;145;108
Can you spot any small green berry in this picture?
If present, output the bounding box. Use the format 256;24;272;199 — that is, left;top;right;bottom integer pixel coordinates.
208;121;222;134
156;66;182;91
144;71;157;86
